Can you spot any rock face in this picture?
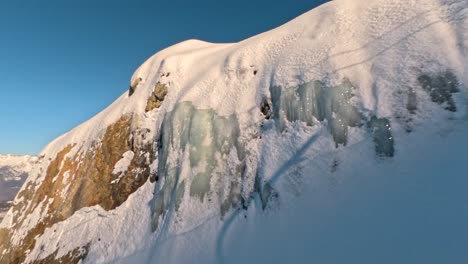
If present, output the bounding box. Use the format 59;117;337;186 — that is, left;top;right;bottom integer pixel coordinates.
145;82;168;112
128;77;142;96
0;0;467;263
0;116;157;263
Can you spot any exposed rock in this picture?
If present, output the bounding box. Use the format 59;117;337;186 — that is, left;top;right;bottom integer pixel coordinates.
145;82;168;112
0;116;156;264
129;77;142;96
260;99;272;119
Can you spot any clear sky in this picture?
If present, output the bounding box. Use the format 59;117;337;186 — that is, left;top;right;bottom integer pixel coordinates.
0;0;329;155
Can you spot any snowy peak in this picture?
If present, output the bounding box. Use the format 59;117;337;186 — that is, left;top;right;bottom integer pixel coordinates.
1;0;467;263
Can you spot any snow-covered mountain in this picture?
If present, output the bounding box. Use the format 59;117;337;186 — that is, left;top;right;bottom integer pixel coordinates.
1;0;468;263
0;155;41;221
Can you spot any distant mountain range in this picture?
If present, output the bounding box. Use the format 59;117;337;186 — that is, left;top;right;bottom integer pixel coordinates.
0;155;41;220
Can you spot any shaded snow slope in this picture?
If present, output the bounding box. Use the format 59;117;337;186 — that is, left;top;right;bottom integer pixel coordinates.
1;0;468;263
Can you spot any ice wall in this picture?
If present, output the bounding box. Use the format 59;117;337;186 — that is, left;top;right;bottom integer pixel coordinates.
151;102;246;231
271;79;364;146
418;71;460;112
150;70;463;232
270;79;396;157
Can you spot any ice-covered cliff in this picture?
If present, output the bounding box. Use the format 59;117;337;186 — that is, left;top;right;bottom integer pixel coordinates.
1;0;468;263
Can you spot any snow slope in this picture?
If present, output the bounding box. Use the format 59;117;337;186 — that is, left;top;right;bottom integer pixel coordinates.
1;0;468;263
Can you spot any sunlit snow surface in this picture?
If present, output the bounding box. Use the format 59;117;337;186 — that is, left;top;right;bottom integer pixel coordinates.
4;0;468;263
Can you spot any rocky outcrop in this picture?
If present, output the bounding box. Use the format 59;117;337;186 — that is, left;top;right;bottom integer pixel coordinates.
145;82;168;112
0;116;157;264
129;77;142;96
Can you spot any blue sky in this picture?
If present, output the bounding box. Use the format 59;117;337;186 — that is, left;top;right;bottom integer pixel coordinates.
0;0;328;155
